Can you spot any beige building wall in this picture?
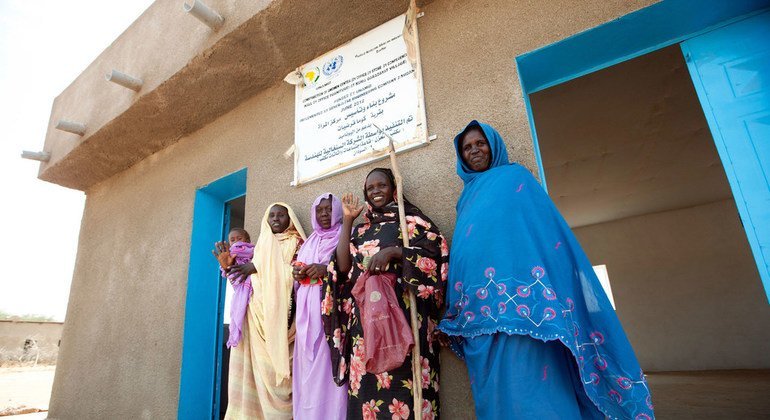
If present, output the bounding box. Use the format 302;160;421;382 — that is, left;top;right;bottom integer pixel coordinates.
48;1;669;419
574;199;770;372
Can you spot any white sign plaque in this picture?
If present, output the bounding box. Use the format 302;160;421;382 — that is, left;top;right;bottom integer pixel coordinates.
292;14;427;185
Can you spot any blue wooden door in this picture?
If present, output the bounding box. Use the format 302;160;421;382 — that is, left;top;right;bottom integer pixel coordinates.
179;168;247;419
682;10;770;302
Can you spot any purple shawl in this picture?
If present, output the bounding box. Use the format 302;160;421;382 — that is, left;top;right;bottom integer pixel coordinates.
224;241;254;348
296;193;343;265
293;193;347;420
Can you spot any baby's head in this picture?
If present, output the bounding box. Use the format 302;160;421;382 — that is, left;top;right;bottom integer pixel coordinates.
228;228;251;245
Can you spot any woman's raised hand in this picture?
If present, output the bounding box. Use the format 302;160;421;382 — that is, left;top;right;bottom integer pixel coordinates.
336;193;361;274
341;192;364;222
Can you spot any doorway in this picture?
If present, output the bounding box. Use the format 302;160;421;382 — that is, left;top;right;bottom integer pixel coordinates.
217;195;246;419
527;43;770;371
515;0;770;372
179;168;248;420
516;1;770;301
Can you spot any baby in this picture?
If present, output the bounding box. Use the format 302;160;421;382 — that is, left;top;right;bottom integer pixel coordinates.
216;228;254;284
212;227;254;348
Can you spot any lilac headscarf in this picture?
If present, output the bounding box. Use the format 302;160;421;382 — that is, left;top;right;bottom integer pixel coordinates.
296;193;343;265
293;193;348;419
225;241;254;348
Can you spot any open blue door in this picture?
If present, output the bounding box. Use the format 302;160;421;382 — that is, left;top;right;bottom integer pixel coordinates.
682;10;770;302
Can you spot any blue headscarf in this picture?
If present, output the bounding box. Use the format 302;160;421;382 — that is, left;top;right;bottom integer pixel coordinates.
439;121;655;420
454;120;510;184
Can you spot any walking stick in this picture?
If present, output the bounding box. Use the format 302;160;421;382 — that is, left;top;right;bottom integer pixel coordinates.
373;124;423;420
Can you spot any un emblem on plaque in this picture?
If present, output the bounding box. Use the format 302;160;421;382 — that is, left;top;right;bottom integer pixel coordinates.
323;55;344;77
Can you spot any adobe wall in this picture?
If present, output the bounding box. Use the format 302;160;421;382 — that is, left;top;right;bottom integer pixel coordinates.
0;321;62;365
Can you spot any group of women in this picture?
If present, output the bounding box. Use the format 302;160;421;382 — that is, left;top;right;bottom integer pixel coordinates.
212;121;655;420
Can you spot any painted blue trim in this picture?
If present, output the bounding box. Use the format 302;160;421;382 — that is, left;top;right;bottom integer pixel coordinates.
211;202;232;418
517;0;770;94
516;64;547;191
199;168;248;203
178;168;247;420
515;0;770;187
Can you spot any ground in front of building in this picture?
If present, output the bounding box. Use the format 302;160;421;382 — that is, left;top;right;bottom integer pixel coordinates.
647;370;770;419
0;367;767;418
0;365;52;417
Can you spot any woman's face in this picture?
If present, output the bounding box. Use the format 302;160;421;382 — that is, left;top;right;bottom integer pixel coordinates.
461;127;492;172
365;171;395;209
268;205;290;233
315;197;332;229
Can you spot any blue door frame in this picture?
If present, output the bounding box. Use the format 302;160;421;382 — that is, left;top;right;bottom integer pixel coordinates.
516;0;770;188
515;0;770;301
179;168;247;419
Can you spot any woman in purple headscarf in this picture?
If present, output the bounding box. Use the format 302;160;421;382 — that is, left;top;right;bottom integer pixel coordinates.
291;193;348;420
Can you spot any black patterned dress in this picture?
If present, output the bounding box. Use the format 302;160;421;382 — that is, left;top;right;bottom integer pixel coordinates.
321;200;448;420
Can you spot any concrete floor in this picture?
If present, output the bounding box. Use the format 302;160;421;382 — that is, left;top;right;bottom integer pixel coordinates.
647;370;770;419
1;367;768;419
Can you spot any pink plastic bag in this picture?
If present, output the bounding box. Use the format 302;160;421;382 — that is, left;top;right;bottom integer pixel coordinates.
351;271;414;374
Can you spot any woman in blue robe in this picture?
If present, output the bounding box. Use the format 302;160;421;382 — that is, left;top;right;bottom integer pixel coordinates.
437;121;655;420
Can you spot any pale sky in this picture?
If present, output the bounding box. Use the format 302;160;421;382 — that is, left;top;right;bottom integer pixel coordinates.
0;0;154;320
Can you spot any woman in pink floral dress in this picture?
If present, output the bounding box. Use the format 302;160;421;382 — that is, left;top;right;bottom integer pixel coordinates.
322;168;449;420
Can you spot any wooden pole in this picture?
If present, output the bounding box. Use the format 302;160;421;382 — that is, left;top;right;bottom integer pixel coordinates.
373;124;423;420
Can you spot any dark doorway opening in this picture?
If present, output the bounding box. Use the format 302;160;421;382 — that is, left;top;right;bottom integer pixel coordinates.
217;195;246;419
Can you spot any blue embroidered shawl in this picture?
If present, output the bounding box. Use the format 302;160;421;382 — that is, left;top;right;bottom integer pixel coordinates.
437;120;655;420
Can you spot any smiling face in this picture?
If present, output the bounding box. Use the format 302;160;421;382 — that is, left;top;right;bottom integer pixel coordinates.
315;197;332;229
268;204;290;233
460;127;492;172
365;171;395;209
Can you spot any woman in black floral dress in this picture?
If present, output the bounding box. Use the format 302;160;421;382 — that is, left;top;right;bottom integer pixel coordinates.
322;168;448;420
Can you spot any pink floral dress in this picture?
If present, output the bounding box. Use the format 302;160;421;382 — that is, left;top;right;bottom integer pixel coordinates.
322;200;449;420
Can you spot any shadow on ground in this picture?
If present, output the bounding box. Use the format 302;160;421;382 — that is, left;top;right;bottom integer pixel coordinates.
648;370;770;419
